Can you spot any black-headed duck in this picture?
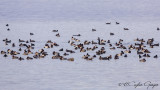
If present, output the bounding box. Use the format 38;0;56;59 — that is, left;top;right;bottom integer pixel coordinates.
92;29;96;32
154;55;158;58
19;57;24;61
30;33;34;35
56;33;60;37
124;28;129;30
110;33;114;35
52;30;58;32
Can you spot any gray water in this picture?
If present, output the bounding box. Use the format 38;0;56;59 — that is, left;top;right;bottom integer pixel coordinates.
0;0;160;90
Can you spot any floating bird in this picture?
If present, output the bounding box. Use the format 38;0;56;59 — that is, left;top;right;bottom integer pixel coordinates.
139;59;146;62
92;29;96;32
30;33;34;35
7;28;10;31
52;30;58;32
116;22;120;24
110;32;114;35
124;28;129;30
56;33;60;37
106;22;111;24
6;24;9;27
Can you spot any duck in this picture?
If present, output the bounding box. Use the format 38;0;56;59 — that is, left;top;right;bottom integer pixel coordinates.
110;33;114;35
106;22;111;24
139;55;142;58
59;56;67;60
124;28;129;30
154;55;158;58
84;40;91;45
1;51;6;54
73;34;81;36
110;47;116;50
12;43;15;47
5;39;11;43
139;58;146;62
4;54;7;57
26;57;33;60
53;43;59;46
66;49;75;53
19;57;24;61
143;54;150;57
47;40;53;43
6;24;9;26
52;56;60;59
154;43;159;46
12;55;18;59
99;56;109;60
19;39;25;42
86;57;93;61
80;48;86;52
107;40;110;43
63;53;69;56
93;55;96;58
137;51;143;54
44;44;50;48
56;33;60;37
30;39;35;42
23;50;28;55
7;28;10;31
92;29;96;32
92;41;97;44
53;51;60;56
26;40;29;43
67;58;74;61
116;22;120;24
59;48;63;51
114;54;119;60
30;33;34;35
124;54;127;57
52;30;58;32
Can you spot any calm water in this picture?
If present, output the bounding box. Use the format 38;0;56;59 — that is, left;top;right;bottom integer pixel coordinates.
0;0;160;90
0;21;160;90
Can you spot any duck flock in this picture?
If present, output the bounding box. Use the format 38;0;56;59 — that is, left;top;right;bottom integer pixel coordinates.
0;22;160;62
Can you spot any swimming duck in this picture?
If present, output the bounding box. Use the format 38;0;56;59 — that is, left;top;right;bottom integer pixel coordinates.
19;39;25;42
1;51;6;54
110;33;114;35
56;33;60;37
4;54;7;57
12;55;18;59
92;29;96;32
124;28;129;30
30;33;34;35
59;48;63;51
7;28;10;31
106;22;111;24
6;24;9;27
73;34;81;36
154;55;158;58
30;39;35;42
63;53;69;56
99;56;109;60
116;22;120;24
26;57;33;60
139;58;146;62
19;57;24;61
52;30;58;32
